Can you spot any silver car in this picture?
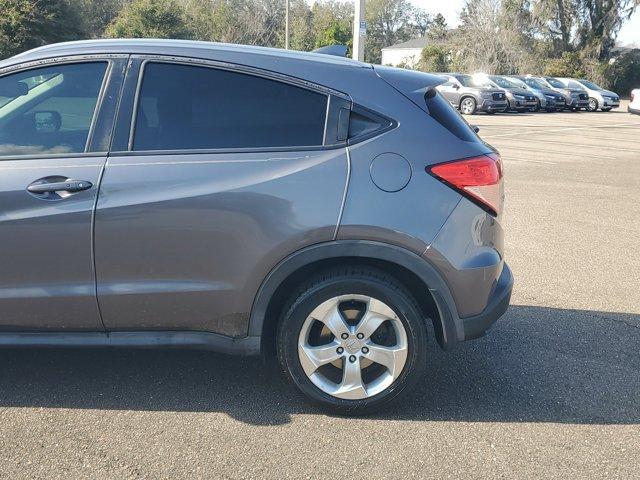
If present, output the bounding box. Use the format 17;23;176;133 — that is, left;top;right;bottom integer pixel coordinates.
563;78;620;112
0;40;512;414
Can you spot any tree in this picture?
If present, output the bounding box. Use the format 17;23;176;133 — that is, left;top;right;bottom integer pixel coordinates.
105;0;194;39
74;0;130;38
364;0;430;63
0;0;85;59
310;1;353;50
427;13;448;41
418;44;449;72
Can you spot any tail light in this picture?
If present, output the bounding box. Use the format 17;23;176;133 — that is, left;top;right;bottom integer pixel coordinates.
632;91;635;102
427;153;504;216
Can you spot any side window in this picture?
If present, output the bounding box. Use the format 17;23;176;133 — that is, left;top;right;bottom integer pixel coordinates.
132;62;329;151
0;62;107;156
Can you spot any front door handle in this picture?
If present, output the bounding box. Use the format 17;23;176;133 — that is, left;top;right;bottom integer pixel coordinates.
27;179;93;194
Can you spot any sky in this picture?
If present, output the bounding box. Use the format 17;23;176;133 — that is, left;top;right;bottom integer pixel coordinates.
410;0;640;47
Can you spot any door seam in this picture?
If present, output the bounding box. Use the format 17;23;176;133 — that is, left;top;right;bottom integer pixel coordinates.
333;146;351;240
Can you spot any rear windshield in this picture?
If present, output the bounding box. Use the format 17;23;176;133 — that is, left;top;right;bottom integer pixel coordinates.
424;89;477;142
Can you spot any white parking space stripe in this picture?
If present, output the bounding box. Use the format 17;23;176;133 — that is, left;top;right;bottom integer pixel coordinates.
483;122;640;139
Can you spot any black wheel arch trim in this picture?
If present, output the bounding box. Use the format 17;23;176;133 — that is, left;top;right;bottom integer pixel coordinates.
248;240;463;349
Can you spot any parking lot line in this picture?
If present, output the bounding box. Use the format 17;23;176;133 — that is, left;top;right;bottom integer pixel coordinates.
483;121;640;139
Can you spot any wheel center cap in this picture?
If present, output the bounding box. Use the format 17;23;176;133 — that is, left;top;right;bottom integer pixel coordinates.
344;338;361;354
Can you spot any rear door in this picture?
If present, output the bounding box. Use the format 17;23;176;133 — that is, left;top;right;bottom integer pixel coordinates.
94;58;349;336
0;57;126;330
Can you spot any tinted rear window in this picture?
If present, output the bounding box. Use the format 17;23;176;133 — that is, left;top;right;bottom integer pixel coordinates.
424;90;477;142
133;63;329;151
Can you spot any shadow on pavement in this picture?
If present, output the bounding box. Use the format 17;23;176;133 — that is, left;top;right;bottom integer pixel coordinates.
0;305;638;426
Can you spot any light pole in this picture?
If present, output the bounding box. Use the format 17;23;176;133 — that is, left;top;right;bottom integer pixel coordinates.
352;0;366;61
285;0;290;50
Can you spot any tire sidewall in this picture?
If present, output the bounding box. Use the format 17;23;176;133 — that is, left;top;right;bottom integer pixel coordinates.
277;275;427;413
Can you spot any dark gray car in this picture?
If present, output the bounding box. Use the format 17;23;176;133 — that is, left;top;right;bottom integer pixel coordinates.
0;40;512;414
543;76;590;111
436;73;508;114
488;75;538;112
510;76;567;112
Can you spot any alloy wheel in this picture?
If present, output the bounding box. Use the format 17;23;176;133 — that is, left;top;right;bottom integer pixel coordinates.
460;98;476;115
297;295;408;400
588;98;598;112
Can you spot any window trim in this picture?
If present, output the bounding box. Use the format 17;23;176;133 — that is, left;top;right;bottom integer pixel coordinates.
0;55;127;161
123;56;350;155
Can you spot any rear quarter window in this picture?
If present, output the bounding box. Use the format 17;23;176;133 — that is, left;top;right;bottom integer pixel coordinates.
424;89;477;142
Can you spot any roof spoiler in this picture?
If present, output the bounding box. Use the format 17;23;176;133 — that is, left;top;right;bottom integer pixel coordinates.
374;65;447;113
312;45;348;57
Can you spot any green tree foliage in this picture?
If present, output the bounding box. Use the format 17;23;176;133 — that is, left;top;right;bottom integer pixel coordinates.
427;13;448;41
417;44;449;72
0;0;85;58
105;0;194;39
543;50;587;76
364;0;431;63
309;1;353;50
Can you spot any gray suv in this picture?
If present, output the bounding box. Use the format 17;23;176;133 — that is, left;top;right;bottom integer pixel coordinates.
0;40;512;414
436;73;508;114
543;76;589;111
488;75;538;112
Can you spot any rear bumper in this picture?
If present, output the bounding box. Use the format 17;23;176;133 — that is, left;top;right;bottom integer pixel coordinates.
461;263;513;340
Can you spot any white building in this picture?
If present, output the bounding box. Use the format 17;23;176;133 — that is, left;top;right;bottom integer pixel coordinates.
380;37;428;68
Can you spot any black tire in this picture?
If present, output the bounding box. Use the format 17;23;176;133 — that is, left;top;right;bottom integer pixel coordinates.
485;110;495;115
276;266;428;415
587;97;599;112
601;107;612;112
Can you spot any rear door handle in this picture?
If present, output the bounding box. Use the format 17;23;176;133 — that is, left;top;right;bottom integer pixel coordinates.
27;179;93;194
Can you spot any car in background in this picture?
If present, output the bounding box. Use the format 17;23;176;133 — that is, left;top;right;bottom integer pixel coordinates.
544;77;589;111
487;75;538;112
630;89;640;115
436;73;508;115
564;78;620;112
510;76;566;112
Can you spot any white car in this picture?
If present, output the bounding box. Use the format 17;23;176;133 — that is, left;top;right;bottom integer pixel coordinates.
629;89;640;115
560;78;620;112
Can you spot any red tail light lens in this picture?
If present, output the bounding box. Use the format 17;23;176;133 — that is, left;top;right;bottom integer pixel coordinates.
428;153;504;216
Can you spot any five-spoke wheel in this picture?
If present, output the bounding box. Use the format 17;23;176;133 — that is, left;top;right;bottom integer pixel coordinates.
298;295;408;400
277;267;427;414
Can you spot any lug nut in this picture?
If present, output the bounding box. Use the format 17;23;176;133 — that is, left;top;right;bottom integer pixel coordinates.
349;355;356;363
356;333;364;340
336;347;344;354
341;333;349;340
362;347;369;354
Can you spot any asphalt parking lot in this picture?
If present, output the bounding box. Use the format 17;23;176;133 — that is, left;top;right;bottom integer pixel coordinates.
1;102;639;480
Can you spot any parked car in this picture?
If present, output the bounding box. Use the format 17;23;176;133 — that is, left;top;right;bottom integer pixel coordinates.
487;75;538;112
629;88;640;115
509;76;566;112
564;78;620;112
0;40;512;414
435;73;508;114
544;76;589;111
